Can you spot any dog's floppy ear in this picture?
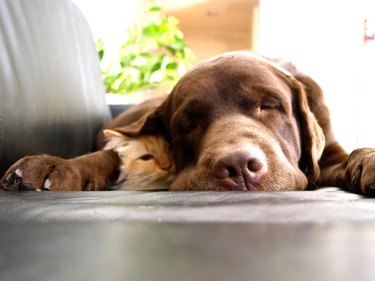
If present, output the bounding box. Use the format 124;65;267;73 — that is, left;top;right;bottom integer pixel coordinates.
292;78;326;186
96;97;167;149
273;58;326;186
113;105;165;137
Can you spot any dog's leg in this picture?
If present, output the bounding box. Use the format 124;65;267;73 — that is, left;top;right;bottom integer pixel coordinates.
1;150;120;191
319;144;375;196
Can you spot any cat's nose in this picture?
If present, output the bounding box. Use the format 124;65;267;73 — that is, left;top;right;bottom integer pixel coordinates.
158;157;173;171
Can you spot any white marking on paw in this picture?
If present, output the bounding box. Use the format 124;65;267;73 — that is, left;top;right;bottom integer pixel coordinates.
15;168;23;177
43;179;52;190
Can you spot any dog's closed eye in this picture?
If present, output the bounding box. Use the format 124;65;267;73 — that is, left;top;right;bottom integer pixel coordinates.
260;97;283;111
184;122;203;134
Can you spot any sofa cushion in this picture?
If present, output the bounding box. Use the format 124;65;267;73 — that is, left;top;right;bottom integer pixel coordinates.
1;188;375;281
0;0;110;176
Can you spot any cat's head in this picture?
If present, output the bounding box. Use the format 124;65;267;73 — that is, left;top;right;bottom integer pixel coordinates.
103;129;175;190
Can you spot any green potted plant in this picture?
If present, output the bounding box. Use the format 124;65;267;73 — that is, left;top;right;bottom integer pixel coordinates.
97;0;194;99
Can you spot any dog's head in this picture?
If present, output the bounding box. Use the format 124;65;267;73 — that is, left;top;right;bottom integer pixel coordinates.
119;52;326;191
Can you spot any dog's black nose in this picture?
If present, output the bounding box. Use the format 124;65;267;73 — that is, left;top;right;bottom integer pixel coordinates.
212;148;267;190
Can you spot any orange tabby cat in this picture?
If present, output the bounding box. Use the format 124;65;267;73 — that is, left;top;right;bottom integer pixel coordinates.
103;129;176;190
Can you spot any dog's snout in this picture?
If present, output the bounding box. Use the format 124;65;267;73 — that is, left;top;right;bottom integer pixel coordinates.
212;148;267;190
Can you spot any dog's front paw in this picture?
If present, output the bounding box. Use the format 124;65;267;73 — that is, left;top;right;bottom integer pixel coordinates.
1;155;83;191
347;148;375;196
2;168;34;191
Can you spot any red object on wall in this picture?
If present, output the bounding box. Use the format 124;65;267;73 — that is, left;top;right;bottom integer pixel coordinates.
364;19;375;43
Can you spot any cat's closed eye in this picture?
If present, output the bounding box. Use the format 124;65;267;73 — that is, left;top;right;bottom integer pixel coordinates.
139;154;155;161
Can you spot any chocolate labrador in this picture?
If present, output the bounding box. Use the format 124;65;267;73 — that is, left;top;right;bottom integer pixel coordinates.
2;51;375;195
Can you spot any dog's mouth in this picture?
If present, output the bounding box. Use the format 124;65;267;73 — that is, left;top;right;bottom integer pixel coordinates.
218;176;262;191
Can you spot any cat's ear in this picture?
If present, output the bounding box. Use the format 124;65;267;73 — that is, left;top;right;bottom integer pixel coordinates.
103;128;132;151
103;129;128;138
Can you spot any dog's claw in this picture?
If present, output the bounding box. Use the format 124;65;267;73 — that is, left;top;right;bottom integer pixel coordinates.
42;179;52;191
364;185;375;197
5;173;14;184
6;172;22;185
14;168;23;178
2;169;39;191
18;182;37;191
2;171;23;191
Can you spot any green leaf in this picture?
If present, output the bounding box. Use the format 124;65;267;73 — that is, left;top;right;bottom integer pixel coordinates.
148;5;161;12
151;60;162;72
96;0;195;95
98;49;104;61
166;62;178;70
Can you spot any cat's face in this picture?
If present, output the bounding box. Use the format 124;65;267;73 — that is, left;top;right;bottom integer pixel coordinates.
103;130;175;190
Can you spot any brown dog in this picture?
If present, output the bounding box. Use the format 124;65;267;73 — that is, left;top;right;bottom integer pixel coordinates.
2;51;375;195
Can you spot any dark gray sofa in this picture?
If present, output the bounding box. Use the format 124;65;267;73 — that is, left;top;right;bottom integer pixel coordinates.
1;1;375;281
